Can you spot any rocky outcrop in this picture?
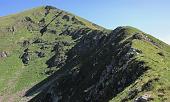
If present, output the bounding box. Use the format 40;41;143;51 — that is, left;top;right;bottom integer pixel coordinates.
71;16;85;25
24;16;34;23
21;48;30;64
135;94;152;102
21;52;30;64
0;51;8;58
133;33;160;47
46;41;68;68
22;40;30;47
62;15;70;21
36;51;45;58
44;6;56;16
40;12;62;36
30;27;149;102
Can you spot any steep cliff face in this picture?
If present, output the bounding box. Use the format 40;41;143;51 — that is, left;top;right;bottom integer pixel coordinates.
0;6;170;102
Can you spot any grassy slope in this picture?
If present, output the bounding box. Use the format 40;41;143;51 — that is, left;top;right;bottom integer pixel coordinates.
0;6;104;101
110;27;170;102
0;7;46;101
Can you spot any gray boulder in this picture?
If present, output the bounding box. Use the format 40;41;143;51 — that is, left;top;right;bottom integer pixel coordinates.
21;52;30;64
135;94;151;102
0;51;8;58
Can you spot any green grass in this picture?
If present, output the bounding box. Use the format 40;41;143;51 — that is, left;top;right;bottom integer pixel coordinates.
0;32;75;94
0;6;83;101
110;29;170;102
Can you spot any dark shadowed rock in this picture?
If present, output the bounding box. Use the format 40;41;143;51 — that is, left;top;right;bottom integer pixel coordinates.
62;15;70;21
45;5;57;10
71;16;84;25
24;16;34;23
22;40;30;47
37;51;45;58
157;52;165;57
40;26;47;36
21;52;30;64
24;48;29;52
21;48;30;64
33;38;45;44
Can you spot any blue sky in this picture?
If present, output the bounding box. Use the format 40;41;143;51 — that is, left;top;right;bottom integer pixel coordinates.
0;0;170;44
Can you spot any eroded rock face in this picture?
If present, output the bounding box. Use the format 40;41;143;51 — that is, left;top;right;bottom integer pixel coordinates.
30;28;149;102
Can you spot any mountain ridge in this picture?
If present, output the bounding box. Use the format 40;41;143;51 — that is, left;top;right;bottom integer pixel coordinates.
0;6;170;102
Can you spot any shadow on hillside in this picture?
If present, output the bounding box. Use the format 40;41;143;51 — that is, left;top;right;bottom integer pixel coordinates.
25;72;54;97
24;28;150;102
24;32;85;97
24;68;67;97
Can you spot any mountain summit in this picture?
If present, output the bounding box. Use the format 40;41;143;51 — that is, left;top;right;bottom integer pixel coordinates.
0;6;170;102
